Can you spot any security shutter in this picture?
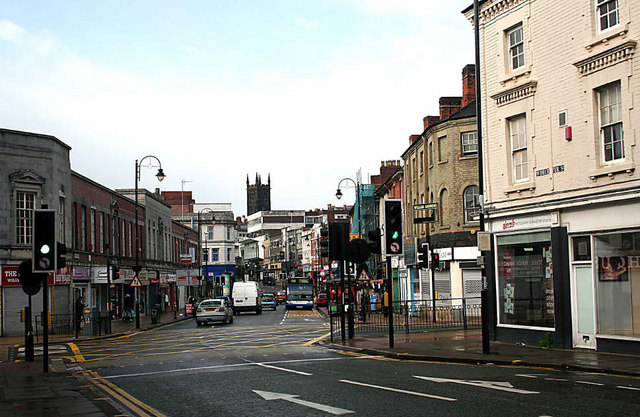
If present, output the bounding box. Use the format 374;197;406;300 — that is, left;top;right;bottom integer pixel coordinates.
3;288;51;336
462;268;482;304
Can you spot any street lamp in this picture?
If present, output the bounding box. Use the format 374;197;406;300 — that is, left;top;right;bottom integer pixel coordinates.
134;155;165;329
198;208;214;297
336;177;362;238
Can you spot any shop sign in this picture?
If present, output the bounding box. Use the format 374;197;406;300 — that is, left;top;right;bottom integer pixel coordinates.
434;247;453;261
1;266;20;286
73;267;91;281
499;214;552;231
92;268;109;284
166;274;177;283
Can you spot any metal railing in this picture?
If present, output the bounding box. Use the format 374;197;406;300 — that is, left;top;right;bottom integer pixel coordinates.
33;311;111;341
330;297;482;339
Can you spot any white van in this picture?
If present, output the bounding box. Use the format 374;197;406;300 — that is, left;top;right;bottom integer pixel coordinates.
231;281;262;315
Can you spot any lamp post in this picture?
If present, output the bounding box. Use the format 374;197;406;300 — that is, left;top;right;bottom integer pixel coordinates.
335;177;362;238
134;155;165;329
336;177;362;340
198;208;214;297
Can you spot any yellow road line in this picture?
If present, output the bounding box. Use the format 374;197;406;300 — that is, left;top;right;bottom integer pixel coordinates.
83;370;167;417
67;342;85;363
303;332;331;346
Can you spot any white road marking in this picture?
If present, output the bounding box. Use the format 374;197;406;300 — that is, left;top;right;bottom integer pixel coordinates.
340;379;457;402
576;381;604;386
617;385;640;391
103;355;379;379
515;374;539;379
253;362;312;376
414;375;540;395
253;390;354;415
544;378;568;382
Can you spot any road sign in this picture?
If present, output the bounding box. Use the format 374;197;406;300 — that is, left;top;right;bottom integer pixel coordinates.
357;266;371;282
130;276;142;287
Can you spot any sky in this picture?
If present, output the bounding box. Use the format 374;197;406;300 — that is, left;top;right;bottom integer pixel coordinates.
0;0;475;217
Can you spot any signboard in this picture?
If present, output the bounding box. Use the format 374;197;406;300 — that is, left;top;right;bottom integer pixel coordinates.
357;267;371;282
130;276;143;287
413;203;438;210
1;266;20;286
180;254;193;264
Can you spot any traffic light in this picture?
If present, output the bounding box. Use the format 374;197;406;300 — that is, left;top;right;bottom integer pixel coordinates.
430;252;440;270
384;200;403;255
417;243;429;269
320;227;329;258
367;228;382;254
18;260;42;296
56;242;67;270
328;222;349;260
33;209;56;273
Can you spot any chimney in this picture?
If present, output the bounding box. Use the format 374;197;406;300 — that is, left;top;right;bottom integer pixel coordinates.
409;134;421;144
439;97;462;120
462;64;476;107
423;115;440;130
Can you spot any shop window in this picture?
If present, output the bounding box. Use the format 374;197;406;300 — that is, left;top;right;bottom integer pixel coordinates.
594;232;640;337
497;232;555;328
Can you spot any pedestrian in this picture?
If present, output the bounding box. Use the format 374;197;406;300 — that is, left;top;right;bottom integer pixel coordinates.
74;294;85;334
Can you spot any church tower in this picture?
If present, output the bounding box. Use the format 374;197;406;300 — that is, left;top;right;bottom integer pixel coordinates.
246;173;271;215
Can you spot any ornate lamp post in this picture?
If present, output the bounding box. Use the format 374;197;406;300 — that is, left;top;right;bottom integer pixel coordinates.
198;208;214;297
335;177;362;238
134;155;165;329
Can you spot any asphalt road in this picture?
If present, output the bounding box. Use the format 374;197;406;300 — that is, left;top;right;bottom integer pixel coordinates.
64;306;640;417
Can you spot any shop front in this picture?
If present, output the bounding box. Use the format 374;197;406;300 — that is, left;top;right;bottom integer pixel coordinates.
490;213;572;349
570;231;640;353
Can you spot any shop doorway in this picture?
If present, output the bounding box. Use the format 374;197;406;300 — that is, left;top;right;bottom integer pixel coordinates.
573;265;596;349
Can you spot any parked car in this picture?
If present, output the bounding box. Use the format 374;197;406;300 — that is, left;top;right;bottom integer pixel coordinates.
315;292;328;307
261;293;277;310
232;281;262;315
275;291;286;304
196;299;233;326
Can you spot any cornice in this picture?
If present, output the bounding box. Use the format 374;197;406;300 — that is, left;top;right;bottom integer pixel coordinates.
574;40;636;76
490;80;537;106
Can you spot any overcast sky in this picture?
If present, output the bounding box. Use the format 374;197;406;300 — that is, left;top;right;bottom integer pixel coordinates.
0;0;474;217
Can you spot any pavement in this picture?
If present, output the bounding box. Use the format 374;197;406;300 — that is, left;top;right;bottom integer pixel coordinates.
2;308;640;416
0;310;189;416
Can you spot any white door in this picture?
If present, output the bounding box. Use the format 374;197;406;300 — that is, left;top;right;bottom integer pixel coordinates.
573;266;596;349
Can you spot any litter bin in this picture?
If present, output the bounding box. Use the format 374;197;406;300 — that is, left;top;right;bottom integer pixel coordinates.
151;303;161;324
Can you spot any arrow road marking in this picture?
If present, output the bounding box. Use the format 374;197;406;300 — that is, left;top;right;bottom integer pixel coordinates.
253;390;354;415
414;376;540;395
339;379;457;402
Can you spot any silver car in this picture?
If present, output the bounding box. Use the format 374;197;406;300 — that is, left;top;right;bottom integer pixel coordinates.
196;299;234;326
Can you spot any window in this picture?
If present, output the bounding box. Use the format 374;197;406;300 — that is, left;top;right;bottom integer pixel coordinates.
598;81;624;163
16;191;36;245
419;151;424;173
461;131;478;155
558;110;567;127
207;226;214;240
438;136;445;162
412;158;416;180
99;213;104;253
509;114;528;182
227;248;232;262
81;206;87;251
507;25;525;71
211;248;219;262
597;0;619;32
226;227;231;240
90;209;96;251
58;197;66;244
428;142;433;166
463;186;481;223
128;222;132;257
497;232;554;328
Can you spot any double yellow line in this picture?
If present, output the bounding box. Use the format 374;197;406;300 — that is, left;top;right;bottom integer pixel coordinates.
82;370;167;417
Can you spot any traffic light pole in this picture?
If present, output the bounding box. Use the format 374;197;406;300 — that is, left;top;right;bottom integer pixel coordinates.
42;273;49;372
387;256;394;348
340;261;346;342
347;261;354;339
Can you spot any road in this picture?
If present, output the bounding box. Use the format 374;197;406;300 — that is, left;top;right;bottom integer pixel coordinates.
59;305;640;417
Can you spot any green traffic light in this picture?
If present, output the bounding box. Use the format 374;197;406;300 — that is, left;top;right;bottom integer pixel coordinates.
40;244;50;254
392;231;399;240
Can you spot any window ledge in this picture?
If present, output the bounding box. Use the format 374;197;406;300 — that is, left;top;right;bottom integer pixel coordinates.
499;66;532;86
438;160;449;165
589;162;635;180
586;23;630;52
460;154;478;160
504;181;536;195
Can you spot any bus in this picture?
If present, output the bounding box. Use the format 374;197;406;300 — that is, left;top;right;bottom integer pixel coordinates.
285;277;314;310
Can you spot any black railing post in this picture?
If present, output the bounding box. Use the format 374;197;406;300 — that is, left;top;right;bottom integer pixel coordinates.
404;300;409;335
462;297;468;330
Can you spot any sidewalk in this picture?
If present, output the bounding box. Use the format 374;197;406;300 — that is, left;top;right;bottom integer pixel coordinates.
324;328;640;377
0;311;189;416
